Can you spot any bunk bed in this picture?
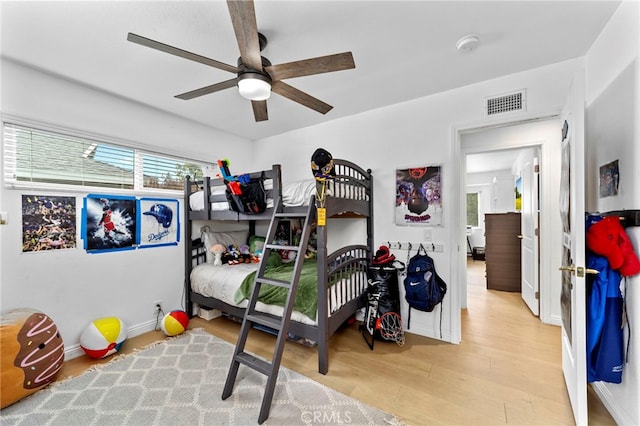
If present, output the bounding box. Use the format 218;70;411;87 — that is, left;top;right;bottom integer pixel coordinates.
183;160;373;374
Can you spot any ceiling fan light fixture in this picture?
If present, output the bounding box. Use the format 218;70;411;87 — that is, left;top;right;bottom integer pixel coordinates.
237;73;271;101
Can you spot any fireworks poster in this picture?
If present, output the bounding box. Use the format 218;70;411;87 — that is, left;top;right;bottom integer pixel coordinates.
83;194;137;253
395;165;442;226
138;198;180;248
22;195;77;252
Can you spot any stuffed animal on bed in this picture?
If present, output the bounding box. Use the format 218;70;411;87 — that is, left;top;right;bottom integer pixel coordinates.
223;245;241;265
239;245;252;263
210;244;226;266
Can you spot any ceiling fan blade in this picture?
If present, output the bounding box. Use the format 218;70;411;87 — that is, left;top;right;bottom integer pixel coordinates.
251;100;268;122
175;78;238;100
271;81;333;115
266;52;355;81
127;33;239;74
227;0;262;71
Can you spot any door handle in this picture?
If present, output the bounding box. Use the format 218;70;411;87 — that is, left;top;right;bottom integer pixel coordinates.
559;265;599;277
517;235;524;239
559;265;576;274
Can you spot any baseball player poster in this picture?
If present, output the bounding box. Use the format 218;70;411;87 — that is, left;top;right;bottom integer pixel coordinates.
83;194;137;253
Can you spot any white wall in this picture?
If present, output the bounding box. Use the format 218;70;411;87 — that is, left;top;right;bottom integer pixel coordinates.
252;58;581;341
466;170;504;249
584;1;639;424
0;59;253;358
466;166;523;249
492;175;517;213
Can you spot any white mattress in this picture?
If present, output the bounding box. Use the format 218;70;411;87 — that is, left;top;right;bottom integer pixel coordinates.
190;263;365;326
189;180;315;212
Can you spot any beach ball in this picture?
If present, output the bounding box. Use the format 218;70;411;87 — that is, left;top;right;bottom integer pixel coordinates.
80;317;127;359
160;310;189;337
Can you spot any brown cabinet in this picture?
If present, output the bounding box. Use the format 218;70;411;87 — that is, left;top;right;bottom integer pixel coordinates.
485;212;521;292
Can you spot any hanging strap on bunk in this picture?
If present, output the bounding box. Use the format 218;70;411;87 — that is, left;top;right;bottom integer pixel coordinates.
221;197;315;425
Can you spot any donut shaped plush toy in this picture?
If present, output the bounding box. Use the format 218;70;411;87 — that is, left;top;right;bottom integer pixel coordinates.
1;308;65;408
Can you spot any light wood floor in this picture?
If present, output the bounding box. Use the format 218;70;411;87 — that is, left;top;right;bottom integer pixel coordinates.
62;259;615;425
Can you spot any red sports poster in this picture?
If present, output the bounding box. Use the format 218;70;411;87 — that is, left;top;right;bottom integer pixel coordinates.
84;194;137;253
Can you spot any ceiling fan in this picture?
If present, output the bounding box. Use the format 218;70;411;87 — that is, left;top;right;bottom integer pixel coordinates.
127;0;355;122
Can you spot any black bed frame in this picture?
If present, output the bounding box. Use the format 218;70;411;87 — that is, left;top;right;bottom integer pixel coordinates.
184;161;373;374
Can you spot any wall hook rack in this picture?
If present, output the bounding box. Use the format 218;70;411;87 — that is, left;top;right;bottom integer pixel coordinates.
387;241;444;253
600;210;640;228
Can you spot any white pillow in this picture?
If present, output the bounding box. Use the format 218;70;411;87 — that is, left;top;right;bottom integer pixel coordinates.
282;180;316;206
201;229;250;264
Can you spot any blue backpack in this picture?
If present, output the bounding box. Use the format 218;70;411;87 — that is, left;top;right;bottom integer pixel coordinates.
403;244;447;333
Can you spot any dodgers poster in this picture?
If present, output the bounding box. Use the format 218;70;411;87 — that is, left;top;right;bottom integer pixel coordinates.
138;198;180;248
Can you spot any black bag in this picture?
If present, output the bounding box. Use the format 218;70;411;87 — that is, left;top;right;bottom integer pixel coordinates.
368;266;401;317
225;177;267;214
361;257;404;349
403;244;447;333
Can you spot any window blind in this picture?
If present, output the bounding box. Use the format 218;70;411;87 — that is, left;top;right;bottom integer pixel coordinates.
4;123;134;188
3;122;207;191
140;153;204;191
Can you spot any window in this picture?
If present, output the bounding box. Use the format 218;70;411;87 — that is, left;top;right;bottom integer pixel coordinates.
466;192;479;227
139;153;205;191
3;122;207;191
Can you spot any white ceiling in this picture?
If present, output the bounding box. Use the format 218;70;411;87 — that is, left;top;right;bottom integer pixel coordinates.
466;149;525;174
1;1;620;141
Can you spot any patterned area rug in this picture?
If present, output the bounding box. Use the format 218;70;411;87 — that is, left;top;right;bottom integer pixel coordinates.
1;329;397;425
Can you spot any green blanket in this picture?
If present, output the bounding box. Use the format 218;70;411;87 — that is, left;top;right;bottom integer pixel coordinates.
234;258;319;321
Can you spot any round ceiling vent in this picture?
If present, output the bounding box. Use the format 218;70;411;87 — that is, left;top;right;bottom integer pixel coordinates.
456;34;480;53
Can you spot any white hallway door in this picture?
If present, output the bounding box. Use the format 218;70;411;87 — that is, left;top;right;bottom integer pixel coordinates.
559;71;588;425
520;153;539;315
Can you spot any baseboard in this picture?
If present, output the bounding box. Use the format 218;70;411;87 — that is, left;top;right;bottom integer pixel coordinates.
63;319;158;360
545;313;562;327
404;324;452;343
592;382;632;425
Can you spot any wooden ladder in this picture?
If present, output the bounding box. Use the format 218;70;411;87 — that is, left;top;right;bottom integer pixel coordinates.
221;198;315;424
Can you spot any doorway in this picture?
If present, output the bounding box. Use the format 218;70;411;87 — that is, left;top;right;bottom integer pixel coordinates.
465;146;540;315
456;116;563;326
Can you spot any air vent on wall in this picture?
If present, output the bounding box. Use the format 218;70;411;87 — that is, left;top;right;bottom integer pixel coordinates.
485;89;526;116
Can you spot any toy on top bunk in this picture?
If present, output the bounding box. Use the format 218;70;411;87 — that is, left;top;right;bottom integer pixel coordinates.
217;159;267;215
